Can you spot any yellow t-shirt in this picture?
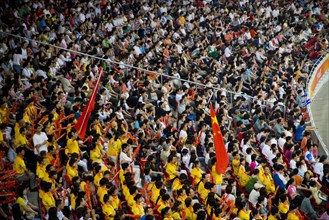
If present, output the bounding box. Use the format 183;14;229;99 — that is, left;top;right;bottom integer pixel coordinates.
238;166;249;187
131;203;144;216
279;201;289;214
14;123;21;139
0;130;4;143
151;188;160;204
97;186;108;204
90;147;103;164
127;194;136;207
110;195;120;210
16;197;26;215
183;207;195;220
172;178;183;191
232;159;240;176
107;139;122;156
94;173;103;187
65;138;79;155
13;156;26;175
263;174;275;194
166;163;177;180
70;194;76;210
172;211;181;220
102;203;115;219
268;215;277;220
287;212;299;220
36;164;46;180
258;166;265;183
15;133;28;147
191;167;202;185
238;210;251;220
212;164;223;185
66;165;78;180
42;192;55;211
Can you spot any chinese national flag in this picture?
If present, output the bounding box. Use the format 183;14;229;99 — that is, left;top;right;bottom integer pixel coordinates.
210;104;229;174
74;67;103;140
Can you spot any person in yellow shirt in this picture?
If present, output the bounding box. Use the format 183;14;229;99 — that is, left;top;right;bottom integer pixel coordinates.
172;174;186;191
237;201;251;220
36;156;48;180
66;158;78;181
90;143;103;164
13;147;37;189
102;194;115;219
239;164;251;187
172;200;183;220
16;185;39;219
263;166;275;194
151;181;164;204
0;124;9;148
268;206;280;220
15;127;28;148
93;165;103;187
257;159;267;184
40;181;56;211
165;155;181;182
131;194;145;218
97;178;109;204
287;203;300;220
161;206;174;220
109;188;120;211
183;198;195;220
191;161;203;186
107;133;122;164
232;151;241;176
127;185;138;208
157;194;172;214
65;131;80;156
278;195;290;216
211;160;224;196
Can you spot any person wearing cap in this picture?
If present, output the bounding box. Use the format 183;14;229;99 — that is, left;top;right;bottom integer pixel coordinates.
248;183;263;208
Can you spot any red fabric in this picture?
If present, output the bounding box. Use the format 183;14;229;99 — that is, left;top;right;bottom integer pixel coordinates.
74;68;103;139
210;104;229;174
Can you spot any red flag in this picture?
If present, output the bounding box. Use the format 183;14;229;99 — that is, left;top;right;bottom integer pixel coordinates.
74;67;103;139
210;104;229;174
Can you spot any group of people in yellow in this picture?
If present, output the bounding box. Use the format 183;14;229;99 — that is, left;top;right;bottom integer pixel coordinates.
7;97;322;220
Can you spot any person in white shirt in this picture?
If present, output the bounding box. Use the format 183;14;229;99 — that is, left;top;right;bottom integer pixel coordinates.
224;45;232;58
278;133;286;152
119;144;141;188
313;156;327;181
249;183;263;208
179;123;188;144
262;141;275;163
290;153;299;169
13;48;23;74
32;124;48;155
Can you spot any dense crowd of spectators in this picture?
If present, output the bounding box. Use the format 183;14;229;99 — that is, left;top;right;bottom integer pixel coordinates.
0;0;329;219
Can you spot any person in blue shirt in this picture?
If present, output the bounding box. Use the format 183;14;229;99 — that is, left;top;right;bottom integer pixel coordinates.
295;120;306;141
273;164;287;190
140;207;155;220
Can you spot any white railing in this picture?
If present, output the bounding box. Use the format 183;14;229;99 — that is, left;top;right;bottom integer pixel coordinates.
306;54;329;155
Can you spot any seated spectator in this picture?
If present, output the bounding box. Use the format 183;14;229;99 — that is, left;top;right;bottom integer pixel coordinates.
13;147;37;190
301;190;318;220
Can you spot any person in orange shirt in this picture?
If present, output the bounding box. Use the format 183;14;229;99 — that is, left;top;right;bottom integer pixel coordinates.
301;131;312;154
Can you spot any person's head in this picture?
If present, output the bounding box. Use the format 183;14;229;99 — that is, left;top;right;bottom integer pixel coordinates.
161;206;172;219
16;147;25;156
134;193;143;203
